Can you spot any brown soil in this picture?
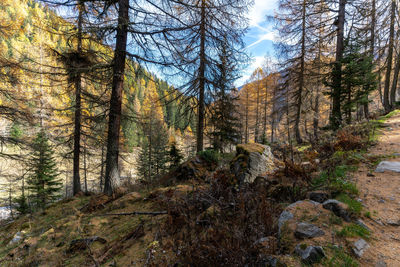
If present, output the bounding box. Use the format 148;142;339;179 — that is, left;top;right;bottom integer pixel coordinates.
355;112;400;267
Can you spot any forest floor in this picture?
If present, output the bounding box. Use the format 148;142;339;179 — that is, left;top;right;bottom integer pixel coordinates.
354;111;400;267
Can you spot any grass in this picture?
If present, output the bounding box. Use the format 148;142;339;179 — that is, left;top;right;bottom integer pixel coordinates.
336;223;370;239
364;211;371;219
323;245;359;267
336;193;362;216
381;109;400;119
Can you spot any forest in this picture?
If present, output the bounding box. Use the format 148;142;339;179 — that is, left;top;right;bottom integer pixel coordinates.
0;0;400;266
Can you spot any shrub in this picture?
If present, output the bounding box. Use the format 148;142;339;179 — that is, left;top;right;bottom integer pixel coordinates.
198;149;220;163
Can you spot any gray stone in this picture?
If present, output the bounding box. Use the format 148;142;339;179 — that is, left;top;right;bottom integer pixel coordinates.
375;260;387;267
231;144;275;184
352;238;369;258
258;256;287;267
322;199;351;222
8;231;24;245
278;210;293;234
379;199;385;203
393;153;400;157
295;222;325;239
387;219;400;226
295;245;325;264
375;161;400;173
356;219;370;231
308;191;329;203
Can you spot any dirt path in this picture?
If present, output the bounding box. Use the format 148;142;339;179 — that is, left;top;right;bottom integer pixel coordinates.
355;112;400;267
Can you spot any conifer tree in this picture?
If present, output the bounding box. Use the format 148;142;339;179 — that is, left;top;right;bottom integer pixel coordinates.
27;130;62;211
210;40;240;152
167;141;183;170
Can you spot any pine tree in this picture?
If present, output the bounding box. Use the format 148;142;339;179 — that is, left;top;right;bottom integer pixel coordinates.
167;141;183;170
27;130;62;211
210;40;240;152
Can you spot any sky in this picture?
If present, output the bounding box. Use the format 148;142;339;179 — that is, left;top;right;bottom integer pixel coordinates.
238;0;279;86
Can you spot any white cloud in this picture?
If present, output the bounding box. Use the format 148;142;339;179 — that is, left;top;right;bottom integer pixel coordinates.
247;0;278;26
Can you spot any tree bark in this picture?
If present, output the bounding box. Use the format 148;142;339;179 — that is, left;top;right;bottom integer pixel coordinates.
295;0;306;143
390;51;400;106
73;0;83;195
363;0;376;119
196;0;206;152
104;0;129;195
383;0;395;112
330;0;346;129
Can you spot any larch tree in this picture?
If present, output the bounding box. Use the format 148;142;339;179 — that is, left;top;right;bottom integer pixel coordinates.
157;0;250;152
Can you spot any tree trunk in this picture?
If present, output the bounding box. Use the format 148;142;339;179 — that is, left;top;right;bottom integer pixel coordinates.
295;0;306;143
103;0;129;195
196;0;206;152
84;145;88;193
330;0;346;129
99;143;104;192
363;0;376;119
254;81;260;142
390;50;400;106
383;0;395;112
73;0;83;195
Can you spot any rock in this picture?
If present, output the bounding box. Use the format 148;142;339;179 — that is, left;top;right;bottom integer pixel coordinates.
294;222;325;239
352;238;369;258
256;256;287;267
322;199;351;222
375;161;400;173
8;231;24;245
375;260;387;267
387;219;400;226
356;219;370;231
278;211;294;234
253;236;277;254
367;172;375;177
378;199;385;203
393;153;400;157
230;143;276;184
308;191;329;203
295;244;325;264
257;256;287;267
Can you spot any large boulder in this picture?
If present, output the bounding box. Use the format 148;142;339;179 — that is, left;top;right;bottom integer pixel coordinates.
230;143;276;184
375;161;400;173
295;244;325;264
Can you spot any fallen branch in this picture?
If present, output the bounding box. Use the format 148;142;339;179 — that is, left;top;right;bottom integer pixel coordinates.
94;211;167;216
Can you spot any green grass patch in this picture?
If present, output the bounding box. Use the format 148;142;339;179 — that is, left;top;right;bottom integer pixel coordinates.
336;223;370;239
364;211;371;219
323;245;358;267
336;193;362;215
381;109;400;119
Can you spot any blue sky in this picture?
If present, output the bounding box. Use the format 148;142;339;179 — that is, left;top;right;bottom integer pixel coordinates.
239;0;278;86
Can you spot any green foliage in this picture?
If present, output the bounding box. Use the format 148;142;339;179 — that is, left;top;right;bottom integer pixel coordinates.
167;142;183;170
325;39;376;127
14;193;29;214
336;223;370;239
323;245;358;267
26;129;62;211
336;193;362;215
198;149;220;164
364;211;371;219
312;165;358;196
209;39;241;152
10;122;23;139
137;121;169;182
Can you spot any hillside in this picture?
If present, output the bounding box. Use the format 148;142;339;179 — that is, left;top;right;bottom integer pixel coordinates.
1;111;399;266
